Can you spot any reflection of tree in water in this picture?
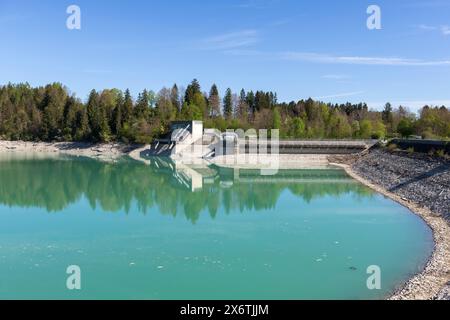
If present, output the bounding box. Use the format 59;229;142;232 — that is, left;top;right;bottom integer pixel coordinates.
0;156;373;222
288;183;374;203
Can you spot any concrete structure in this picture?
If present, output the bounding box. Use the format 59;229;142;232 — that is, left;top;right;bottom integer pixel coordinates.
170;121;204;156
147;121;205;157
391;139;449;154
145;121;377;159
170;121;204;142
239;139;376;155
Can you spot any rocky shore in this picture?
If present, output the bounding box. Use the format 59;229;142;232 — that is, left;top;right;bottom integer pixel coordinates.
0;140;139;161
352;149;449;222
332;147;450;300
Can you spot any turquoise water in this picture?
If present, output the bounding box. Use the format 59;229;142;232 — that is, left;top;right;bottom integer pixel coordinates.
0;154;433;299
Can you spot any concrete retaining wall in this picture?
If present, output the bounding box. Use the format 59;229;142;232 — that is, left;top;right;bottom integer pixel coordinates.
391;139;450;154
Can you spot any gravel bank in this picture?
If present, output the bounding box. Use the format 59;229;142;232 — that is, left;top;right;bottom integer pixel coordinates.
352;148;449;221
332;147;450;300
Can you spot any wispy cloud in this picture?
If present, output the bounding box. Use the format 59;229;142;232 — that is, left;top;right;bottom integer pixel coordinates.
418;24;438;31
313;91;365;100
404;1;450;8
416;24;450;36
216;49;450;67
82;69;113;75
234;0;278;9
223;49;265;56
269;19;292;27
281;52;450;66
201;30;260;50
322;74;351;80
441;25;450;36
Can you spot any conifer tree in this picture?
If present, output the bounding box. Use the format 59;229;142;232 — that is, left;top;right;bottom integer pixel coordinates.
223;88;233;119
170;84;180;113
184;79;201;105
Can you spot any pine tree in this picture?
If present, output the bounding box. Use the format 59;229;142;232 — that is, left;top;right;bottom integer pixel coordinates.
41;83;67;140
112;91;124;136
246;91;255;115
237;89;249;121
86;89;111;142
62;96;78;140
223;88;233;119
134;89;150;119
185;79;201;105
170;84;180;114
382;102;393;133
121;89;133;127
97;91;112;142
74;106;90;141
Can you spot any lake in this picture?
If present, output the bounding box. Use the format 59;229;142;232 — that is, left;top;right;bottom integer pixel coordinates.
0;153;434;299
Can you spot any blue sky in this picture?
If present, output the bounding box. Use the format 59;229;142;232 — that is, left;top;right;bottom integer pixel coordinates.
1;0;449;112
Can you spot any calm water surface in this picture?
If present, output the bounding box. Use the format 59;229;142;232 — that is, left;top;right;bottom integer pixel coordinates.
0;153;433;299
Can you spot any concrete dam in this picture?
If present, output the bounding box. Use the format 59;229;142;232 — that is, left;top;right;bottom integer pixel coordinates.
143;121;377;158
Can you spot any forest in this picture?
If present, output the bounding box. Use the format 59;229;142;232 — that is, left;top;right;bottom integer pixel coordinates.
0;79;449;144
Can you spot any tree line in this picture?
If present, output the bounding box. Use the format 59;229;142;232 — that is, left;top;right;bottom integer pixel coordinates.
0;80;449;143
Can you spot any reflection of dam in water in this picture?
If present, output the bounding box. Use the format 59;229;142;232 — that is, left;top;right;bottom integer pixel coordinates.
147;157;356;193
0;154;370;220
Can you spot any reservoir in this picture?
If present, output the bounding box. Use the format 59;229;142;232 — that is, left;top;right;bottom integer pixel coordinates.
0;154;434;299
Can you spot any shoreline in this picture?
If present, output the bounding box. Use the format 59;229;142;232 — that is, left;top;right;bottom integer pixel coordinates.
331;162;450;300
0;140;139;161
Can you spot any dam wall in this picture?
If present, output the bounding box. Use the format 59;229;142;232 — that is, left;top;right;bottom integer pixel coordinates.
235;140;376;155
